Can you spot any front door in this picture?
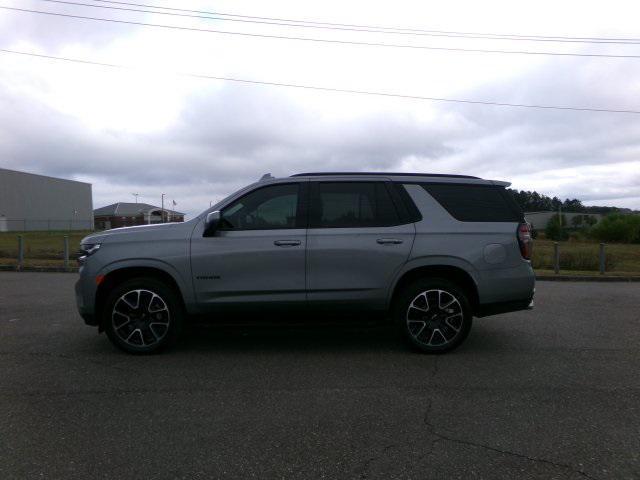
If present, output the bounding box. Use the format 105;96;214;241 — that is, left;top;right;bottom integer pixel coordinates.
191;182;308;311
306;181;414;311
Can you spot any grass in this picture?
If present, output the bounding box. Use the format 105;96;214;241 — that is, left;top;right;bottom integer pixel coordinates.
1;231;639;275
0;231;91;263
532;239;640;274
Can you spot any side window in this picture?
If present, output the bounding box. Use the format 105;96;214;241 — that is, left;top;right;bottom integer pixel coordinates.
220;184;300;230
422;184;522;222
311;182;400;228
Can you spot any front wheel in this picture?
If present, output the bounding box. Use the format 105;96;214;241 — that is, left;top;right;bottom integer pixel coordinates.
103;277;183;354
394;278;472;353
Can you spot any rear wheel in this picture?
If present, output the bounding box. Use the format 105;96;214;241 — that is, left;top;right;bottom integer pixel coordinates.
103;277;183;354
394;278;472;353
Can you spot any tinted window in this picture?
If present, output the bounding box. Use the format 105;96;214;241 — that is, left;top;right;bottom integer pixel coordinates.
311;182;399;228
422;184;522;222
221;184;300;230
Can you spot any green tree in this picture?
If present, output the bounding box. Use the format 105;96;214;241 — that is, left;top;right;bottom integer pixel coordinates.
545;214;569;241
590;214;640;243
571;215;583;227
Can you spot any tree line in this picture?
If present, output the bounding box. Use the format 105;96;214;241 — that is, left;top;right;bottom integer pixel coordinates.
506;189;632;215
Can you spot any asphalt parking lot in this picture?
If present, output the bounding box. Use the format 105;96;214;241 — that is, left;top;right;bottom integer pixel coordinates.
1;272;638;479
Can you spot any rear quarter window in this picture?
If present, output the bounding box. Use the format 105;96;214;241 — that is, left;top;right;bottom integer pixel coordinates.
421;184;523;222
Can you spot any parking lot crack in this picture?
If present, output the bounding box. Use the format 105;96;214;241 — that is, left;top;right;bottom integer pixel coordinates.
358;443;396;479
422;398;597;480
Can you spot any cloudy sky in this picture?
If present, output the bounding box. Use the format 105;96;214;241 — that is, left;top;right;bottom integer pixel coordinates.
1;0;639;217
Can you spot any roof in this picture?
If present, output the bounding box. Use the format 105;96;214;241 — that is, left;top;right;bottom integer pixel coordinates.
291;172;479;179
287;172;511;186
94;202;185;217
0;167;91;186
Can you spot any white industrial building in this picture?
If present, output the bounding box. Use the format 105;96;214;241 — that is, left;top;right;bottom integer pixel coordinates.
0;167;93;231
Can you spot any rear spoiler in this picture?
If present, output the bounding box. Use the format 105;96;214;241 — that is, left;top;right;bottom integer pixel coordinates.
490;180;511;188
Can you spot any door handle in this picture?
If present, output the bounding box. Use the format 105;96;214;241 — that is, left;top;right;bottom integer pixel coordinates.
274;239;302;247
377;238;403;245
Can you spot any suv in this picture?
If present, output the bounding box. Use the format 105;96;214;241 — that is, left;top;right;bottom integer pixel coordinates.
76;172;534;354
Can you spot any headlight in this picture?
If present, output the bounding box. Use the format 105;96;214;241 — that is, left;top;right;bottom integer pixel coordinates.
78;243;101;264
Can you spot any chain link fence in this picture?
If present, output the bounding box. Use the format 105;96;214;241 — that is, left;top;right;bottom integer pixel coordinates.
0;217;93;232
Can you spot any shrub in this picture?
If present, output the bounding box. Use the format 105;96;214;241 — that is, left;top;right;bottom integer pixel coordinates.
568;231;583;242
545;214;569;241
590;214;640;243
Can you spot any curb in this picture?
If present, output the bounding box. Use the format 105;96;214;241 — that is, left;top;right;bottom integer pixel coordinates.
536;275;640;282
0;265;78;273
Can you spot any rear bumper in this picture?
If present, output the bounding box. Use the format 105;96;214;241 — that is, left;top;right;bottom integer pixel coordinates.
476;297;533;317
477;262;535;309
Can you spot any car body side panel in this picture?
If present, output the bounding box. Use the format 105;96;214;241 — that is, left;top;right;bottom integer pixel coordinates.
190;220;307;308
306;223;415;310
77;221;197;314
402;184;535;305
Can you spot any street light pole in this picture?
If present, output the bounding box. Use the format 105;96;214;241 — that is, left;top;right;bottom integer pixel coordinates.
132;193;139;203
161;193;165;223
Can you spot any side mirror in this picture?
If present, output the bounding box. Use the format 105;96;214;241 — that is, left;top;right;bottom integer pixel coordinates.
204;210;221;237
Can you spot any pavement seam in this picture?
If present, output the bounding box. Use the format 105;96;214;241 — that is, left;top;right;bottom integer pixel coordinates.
422;397;598;480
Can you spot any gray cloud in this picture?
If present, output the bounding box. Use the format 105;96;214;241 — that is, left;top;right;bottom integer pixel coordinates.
1;6;639;215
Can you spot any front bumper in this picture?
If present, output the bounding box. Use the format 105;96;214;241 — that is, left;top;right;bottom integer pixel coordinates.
75;267;99;326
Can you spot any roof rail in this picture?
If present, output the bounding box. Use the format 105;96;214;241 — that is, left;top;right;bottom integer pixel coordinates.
291;172;480;179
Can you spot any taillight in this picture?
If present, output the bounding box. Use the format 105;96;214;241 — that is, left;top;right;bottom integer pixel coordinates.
517;222;533;260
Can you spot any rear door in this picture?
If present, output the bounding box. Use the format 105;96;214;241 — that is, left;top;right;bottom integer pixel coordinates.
306;181;415;311
191;181;308;311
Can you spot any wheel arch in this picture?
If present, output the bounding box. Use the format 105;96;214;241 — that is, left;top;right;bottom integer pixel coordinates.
95;265;186;330
389;261;480;315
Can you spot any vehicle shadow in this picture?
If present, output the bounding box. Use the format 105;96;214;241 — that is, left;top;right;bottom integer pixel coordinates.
168;319;519;355
175;321;408;355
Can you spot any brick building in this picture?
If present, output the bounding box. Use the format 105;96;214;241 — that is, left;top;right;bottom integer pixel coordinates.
94;202;184;230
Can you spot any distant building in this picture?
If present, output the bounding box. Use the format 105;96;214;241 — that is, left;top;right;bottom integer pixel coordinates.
94;202;185;230
0;167;93;232
525;211;602;230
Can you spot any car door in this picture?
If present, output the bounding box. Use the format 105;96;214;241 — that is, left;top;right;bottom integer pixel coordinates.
306;181;415;311
191;181;308;311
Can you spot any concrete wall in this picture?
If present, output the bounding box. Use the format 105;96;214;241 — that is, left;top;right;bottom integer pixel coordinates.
525;211;602;230
0;168;93;231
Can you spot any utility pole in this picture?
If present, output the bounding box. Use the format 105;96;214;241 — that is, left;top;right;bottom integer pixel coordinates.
161;193;165;223
132;193;139;203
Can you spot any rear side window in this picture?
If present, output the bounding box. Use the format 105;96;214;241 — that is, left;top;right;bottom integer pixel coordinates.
421;184;522;222
311;182;400;228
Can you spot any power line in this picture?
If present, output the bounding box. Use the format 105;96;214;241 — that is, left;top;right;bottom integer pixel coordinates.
82;0;640;44
1;48;638;115
3;5;640;59
34;0;640;46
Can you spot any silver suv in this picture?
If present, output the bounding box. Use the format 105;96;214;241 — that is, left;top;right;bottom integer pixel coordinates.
76;172;534;354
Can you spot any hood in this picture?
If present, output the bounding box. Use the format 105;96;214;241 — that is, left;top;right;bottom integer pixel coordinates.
81;221;194;245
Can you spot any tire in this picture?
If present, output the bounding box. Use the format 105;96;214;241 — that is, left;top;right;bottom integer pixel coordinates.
103;277;184;354
394;277;472;353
